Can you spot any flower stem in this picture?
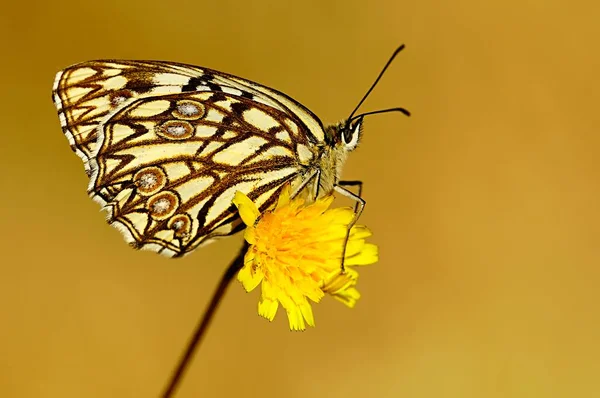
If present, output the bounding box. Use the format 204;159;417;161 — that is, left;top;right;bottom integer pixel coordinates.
161;243;247;398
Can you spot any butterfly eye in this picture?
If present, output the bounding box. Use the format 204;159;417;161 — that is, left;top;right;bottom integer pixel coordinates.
341;118;362;150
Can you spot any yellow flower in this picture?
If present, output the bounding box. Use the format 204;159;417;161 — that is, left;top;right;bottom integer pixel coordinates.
232;186;378;331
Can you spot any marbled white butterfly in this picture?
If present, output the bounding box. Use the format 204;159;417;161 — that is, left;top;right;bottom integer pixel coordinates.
52;45;409;257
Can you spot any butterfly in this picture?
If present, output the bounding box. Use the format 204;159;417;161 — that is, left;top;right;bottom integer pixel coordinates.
52;45;409;257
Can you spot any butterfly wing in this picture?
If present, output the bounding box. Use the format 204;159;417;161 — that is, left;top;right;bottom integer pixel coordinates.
53;61;210;174
53;60;326;174
53;60;327;256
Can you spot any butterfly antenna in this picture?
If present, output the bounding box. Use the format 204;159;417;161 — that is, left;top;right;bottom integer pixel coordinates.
347;44;406;121
349;107;410;123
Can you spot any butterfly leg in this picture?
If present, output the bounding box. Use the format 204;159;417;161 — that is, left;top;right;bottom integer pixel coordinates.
334;181;365;272
337;180;364;213
291;168;321;201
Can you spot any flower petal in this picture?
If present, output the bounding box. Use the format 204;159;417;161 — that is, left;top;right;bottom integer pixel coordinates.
287;306;306;331
349;225;372;239
322;207;354;225
258;297;279;321
299;299;315;328
305;195;335;216
237;260;263;292
344;243;379;266
322;268;358;295
275;184;291;210
331;287;361;308
232;191;260;226
344;238;367;258
243;227;257;244
317;224;349;241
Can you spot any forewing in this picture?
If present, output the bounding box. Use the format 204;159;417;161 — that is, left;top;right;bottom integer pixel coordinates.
91;90;313;256
52;60;326;175
52;60;210;174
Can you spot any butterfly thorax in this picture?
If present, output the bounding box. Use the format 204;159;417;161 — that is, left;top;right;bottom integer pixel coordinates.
313;122;355;196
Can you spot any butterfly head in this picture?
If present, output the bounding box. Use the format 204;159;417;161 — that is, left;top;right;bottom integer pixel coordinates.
327;104;411;154
341;117;364;151
324;116;364;152
326;117;364;151
326;44;410;154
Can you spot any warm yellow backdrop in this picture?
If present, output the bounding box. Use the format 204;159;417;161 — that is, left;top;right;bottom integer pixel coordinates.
1;0;598;397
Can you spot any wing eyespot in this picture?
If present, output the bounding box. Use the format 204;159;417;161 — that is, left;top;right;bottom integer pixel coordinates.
172;100;206;120
133;166;167;196
168;214;193;239
147;191;180;220
156;120;195;140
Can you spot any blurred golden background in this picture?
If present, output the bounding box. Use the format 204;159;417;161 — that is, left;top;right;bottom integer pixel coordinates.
1;0;599;397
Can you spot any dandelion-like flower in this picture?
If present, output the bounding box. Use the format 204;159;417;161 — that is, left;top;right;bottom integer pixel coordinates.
232;187;378;330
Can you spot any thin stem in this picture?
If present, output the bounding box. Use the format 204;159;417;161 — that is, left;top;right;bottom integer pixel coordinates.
161;243;248;398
